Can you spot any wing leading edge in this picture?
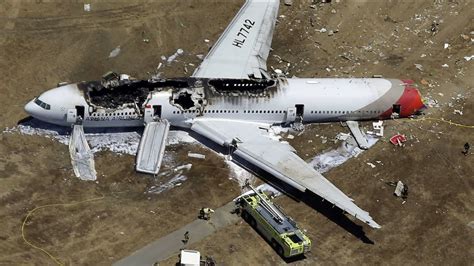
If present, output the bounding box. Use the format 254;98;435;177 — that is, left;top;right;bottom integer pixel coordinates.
192;0;279;79
191;119;381;229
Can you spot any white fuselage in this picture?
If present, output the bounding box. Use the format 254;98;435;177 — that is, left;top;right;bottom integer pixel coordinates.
24;78;422;129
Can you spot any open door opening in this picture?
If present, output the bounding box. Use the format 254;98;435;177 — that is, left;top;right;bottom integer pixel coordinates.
392;104;401;115
75;106;85;120
153;105;162;118
293;104;305;131
295;104;304;118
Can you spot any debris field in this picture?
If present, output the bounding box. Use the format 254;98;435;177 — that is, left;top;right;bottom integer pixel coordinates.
0;0;473;265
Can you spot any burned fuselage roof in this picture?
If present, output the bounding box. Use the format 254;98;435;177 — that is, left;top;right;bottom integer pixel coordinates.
78;78;189;109
77;76;281;111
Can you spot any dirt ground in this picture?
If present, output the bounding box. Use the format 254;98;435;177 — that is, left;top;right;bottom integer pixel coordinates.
0;0;473;265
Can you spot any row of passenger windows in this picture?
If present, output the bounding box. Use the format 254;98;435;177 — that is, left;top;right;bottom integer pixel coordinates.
310;110;382;114
172;109;381;115
172;110;288;114
90;111;136;117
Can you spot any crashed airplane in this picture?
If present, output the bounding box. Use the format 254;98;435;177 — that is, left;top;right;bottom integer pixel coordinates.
24;0;425;229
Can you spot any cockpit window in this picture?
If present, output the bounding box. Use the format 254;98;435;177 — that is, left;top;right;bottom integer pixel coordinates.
34;98;51;110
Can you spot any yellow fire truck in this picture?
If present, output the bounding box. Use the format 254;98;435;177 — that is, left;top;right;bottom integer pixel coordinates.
236;186;311;258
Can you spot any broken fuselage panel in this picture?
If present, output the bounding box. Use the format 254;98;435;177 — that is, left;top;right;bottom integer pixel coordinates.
76;74;280;126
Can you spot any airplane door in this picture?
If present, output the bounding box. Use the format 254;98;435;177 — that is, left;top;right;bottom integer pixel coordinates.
295;104;304;118
66;109;77;123
285;107;296;123
144;105;154;123
144;105;162;123
153;105;162;118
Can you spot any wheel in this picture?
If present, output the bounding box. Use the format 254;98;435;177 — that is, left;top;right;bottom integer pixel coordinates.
276;244;284;257
271;239;278;248
249;217;257;228
241;210;249;221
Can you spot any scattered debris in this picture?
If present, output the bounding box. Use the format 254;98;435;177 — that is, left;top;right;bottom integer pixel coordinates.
420;79;430;86
287;134;294;139
430;21;439;33
147;173;188;194
167;48;184;64
108;46;121;58
394;181;409;199
188;152;206;159
367;121;384;137
367;162;376;168
441;63;449;68
464;55;474;61
390;134;407;146
204;39;210;43
444;43;450;49
414;64;423;71
83;4;91;12
284;0;293;6
335;132;351;141
453;109;463;115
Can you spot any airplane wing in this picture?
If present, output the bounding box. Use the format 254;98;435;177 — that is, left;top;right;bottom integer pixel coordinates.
191;118;381;229
192;0;279;79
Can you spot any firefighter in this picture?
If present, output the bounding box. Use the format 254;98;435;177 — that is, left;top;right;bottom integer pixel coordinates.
199;207;215;220
462;142;470;156
183;231;189;244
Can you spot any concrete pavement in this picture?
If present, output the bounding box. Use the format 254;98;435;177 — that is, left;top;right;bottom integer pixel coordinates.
114;201;240;266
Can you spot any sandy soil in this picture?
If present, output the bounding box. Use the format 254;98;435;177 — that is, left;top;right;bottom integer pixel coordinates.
0;0;473;265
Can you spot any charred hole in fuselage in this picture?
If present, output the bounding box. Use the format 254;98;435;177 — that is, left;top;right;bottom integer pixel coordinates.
85;81;151;109
80;78;189;109
174;91;195;109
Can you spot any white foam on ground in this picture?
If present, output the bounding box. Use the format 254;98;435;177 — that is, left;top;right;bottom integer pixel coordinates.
310;135;379;173
4;122;198;192
225;158;256;188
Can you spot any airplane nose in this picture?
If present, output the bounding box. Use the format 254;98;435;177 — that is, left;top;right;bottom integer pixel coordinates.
24;100;38;117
